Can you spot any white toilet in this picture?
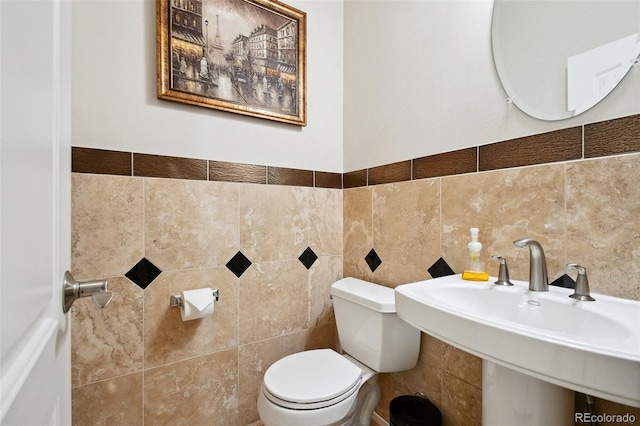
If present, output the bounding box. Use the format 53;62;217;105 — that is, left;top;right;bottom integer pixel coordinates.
257;277;421;426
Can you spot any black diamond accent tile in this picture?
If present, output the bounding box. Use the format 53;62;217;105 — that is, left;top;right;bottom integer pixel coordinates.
550;274;576;289
428;257;455;278
226;251;252;278
365;248;382;273
125;257;162;289
298;247;318;270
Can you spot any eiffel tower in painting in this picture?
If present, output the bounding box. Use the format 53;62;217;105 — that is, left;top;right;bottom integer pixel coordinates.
206;15;226;66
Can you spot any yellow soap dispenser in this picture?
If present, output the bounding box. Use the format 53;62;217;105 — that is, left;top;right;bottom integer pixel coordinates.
462;227;489;281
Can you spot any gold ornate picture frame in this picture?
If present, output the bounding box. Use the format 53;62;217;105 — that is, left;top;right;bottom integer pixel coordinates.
157;0;306;126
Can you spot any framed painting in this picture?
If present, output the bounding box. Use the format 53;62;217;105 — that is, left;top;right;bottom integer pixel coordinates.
157;0;306;126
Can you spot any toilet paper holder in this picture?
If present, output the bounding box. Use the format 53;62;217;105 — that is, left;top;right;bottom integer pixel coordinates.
170;289;219;307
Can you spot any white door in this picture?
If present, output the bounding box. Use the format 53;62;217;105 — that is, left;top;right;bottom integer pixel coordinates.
0;0;72;424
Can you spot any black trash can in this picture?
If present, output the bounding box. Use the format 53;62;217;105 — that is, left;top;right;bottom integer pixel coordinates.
389;395;442;426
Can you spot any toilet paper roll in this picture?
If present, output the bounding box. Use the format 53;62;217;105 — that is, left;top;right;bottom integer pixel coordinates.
180;288;215;321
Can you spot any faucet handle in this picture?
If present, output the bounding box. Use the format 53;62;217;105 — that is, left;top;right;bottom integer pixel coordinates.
566;263;595;301
491;256;514;286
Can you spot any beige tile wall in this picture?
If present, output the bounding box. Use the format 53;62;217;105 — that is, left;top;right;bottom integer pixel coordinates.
70;174;342;426
70;145;640;426
344;153;640;426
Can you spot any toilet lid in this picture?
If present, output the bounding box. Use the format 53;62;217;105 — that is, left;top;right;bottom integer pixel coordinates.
264;349;362;404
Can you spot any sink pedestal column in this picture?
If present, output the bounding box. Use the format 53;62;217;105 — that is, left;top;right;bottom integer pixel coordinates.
482;360;574;425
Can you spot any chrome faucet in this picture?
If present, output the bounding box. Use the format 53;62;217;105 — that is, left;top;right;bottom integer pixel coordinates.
513;239;549;292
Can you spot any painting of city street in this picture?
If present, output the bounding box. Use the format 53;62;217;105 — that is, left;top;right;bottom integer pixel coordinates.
157;0;306;126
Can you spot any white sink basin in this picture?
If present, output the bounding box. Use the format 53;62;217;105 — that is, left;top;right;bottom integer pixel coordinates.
395;274;640;408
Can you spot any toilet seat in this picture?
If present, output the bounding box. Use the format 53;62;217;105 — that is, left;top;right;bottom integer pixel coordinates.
263;349;363;410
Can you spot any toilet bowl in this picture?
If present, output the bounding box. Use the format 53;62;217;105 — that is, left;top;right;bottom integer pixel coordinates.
257;278;421;426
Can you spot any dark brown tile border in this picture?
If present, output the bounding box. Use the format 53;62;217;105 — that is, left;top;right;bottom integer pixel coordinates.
71;113;639;189
342;114;637;186
343;169;367;189
209;160;266;184
368;160;412;185
72;147;132;176
479;126;582;171
414;147;477;180
71;147;338;188
584;115;640;158
133;153;207;180
315;171;342;189
268;166;314;187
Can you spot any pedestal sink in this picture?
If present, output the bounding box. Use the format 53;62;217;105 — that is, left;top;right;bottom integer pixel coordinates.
394;275;640;424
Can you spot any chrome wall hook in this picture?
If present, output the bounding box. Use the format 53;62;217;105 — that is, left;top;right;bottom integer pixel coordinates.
62;271;113;313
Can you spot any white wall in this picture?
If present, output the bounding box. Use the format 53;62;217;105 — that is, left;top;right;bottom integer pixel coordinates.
72;0;640;174
72;0;344;172
343;0;640;172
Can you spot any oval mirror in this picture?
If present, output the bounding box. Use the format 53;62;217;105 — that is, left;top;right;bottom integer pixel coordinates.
491;0;640;121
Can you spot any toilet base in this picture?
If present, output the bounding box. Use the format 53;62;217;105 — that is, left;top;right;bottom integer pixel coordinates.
350;375;380;426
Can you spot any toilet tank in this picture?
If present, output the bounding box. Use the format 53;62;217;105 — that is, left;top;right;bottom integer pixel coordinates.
331;277;420;373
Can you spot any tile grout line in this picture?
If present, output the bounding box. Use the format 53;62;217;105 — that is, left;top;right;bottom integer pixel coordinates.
410;159;414;181
236;270;241;421
236;181;242;384
563;163;568;270
439;177;443;262
581;124;585;159
141;173;146;425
